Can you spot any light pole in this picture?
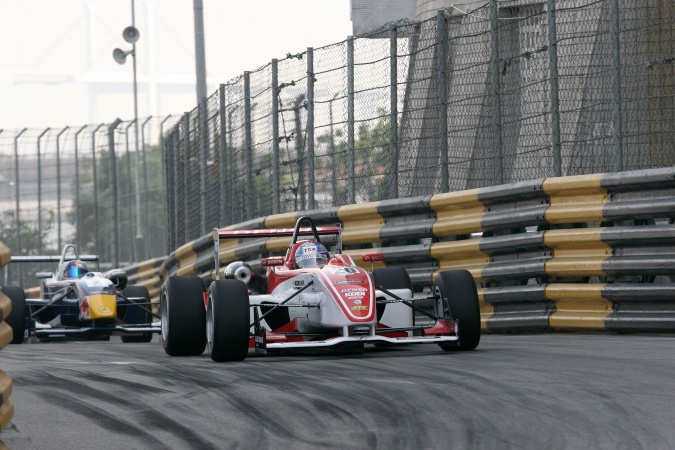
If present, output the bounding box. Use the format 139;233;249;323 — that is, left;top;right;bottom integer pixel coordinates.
113;0;144;259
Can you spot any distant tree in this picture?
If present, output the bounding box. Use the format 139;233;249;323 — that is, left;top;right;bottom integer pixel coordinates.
0;212;57;287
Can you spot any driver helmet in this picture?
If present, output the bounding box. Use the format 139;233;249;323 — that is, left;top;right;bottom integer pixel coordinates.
295;242;329;269
63;260;88;279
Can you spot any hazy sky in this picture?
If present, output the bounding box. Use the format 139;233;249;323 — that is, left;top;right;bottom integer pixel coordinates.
0;0;353;129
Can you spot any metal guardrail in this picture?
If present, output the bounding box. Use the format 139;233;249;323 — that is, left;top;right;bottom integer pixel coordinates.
15;168;672;334
152;167;675;334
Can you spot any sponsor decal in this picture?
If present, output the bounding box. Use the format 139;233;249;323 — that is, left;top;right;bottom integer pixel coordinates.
354;299;362;305
329;267;359;275
294;280;305;287
340;287;367;292
98;306;112;314
362;253;385;262
344;291;366;298
262;257;284;267
316;269;375;321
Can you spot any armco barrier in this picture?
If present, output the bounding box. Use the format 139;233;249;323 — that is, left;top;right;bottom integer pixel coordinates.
155;168;675;334
0;241;14;433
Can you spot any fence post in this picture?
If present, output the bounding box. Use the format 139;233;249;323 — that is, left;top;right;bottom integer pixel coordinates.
547;0;562;177
489;0;504;185
347;36;356;204
74;125;87;250
56;126;69;251
141;116;152;257
172;129;181;250
218;85;228;224
610;0;623;171
294;94;306;211
437;11;448;192
244;71;253;220
92;124;104;256
13;129;27;268
108;118;122;268
307;47;315;210
160;116;173;254
227;105;239;222
37;128;49;254
182;113;190;242
271;62;280;214
329;94;339;206
198;99;207;235
390;24;399;199
124;121;135;262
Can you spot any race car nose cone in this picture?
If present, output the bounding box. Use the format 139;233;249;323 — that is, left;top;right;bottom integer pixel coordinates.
86;294;117;319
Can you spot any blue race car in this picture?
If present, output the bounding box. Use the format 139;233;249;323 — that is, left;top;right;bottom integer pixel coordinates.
2;244;159;343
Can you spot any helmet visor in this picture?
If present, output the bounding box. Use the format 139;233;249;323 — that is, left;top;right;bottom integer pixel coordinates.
296;253;328;268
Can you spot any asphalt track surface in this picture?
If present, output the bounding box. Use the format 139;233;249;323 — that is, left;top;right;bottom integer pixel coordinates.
1;334;674;450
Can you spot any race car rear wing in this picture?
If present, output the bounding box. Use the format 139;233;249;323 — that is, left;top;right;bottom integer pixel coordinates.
10;255;100;263
7;244;100;283
215;226;341;240
213;217;342;281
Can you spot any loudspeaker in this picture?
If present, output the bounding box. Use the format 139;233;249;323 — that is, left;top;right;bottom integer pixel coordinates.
122;26;140;44
113;48;129;65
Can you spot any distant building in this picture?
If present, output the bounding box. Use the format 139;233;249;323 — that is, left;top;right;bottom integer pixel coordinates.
350;0;417;35
351;0;490;35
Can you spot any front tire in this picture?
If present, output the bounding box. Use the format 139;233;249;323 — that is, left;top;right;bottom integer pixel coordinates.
1;286;26;344
121;285;153;343
434;270;481;351
161;276;206;356
207;280;250;362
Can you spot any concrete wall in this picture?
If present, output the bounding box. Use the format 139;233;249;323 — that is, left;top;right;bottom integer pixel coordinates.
351;0;418;35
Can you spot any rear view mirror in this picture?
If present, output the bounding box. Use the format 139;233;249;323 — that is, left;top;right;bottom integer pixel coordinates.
36;272;53;279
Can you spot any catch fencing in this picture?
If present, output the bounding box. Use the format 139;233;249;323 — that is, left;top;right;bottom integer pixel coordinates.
164;0;675;251
0;117;178;287
0;0;673;289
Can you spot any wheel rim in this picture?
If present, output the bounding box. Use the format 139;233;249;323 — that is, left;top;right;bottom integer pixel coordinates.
206;294;214;353
434;284;451;323
160;291;169;342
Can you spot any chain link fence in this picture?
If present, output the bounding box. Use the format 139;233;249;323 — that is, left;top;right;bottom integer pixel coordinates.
1;0;673;286
164;0;674;250
0;117;178;287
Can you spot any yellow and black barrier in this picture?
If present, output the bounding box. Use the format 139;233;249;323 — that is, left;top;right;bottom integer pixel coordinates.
0;241;14;433
141;168;675;334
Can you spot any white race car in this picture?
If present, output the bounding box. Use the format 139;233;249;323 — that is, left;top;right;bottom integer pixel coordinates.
160;216;481;361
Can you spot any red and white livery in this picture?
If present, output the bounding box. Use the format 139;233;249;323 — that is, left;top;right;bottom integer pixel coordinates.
160;216;481;362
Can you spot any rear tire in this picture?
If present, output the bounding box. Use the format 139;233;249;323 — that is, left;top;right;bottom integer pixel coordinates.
434;270;480;351
207;280;250;362
161;276;206;356
1;286;26;344
121;285;153;343
372;267;412;322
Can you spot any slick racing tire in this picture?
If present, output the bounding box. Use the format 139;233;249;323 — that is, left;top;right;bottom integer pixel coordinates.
372;267;412;322
1;286;26;344
207;280;250;362
434;270;481;351
121;285;154;343
161;276;206;356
